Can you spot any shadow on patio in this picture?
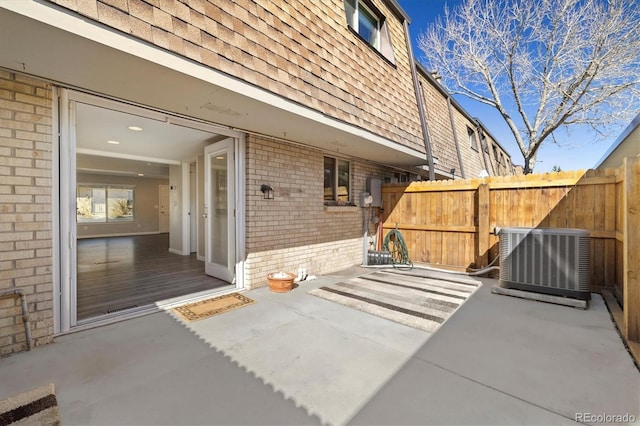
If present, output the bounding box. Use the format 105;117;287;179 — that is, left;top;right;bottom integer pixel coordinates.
0;268;638;425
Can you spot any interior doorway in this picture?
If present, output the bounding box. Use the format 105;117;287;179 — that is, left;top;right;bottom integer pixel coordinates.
57;89;245;332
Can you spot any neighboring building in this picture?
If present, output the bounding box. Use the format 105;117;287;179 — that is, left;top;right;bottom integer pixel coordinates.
0;0;516;355
595;113;640;170
416;65;515;179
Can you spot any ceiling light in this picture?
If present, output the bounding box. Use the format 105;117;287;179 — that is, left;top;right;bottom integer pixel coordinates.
107;140;120;145
128;126;143;131
138;173;144;177
216;156;224;160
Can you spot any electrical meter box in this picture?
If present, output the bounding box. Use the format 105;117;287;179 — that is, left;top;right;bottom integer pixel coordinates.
366;177;382;207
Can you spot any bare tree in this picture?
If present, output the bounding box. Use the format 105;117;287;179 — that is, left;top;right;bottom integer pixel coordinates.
418;0;640;174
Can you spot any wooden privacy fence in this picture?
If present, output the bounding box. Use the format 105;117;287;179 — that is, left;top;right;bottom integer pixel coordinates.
381;157;639;359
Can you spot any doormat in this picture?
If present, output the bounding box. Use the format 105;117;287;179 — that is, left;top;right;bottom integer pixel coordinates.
0;383;60;426
309;270;481;333
172;293;255;322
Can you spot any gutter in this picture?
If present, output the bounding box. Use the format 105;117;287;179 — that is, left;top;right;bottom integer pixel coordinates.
403;20;435;181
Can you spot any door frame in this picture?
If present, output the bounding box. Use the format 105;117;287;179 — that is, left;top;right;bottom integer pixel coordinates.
55;88;246;334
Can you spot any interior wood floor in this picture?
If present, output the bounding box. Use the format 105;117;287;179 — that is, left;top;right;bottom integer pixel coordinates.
77;234;228;321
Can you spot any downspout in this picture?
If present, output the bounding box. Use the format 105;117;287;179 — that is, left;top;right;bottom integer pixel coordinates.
446;95;466;179
0;289;32;351
403;20;435;181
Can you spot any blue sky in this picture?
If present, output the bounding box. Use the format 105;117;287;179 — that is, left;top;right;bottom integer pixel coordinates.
396;0;621;173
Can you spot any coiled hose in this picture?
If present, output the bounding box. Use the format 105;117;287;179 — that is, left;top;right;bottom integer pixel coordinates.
379;228;499;276
383;228;412;267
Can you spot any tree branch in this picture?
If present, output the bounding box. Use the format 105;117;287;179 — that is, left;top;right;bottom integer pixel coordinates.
418;0;640;174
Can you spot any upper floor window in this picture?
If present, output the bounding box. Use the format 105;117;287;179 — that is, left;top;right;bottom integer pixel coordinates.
324;156;352;205
353;1;380;49
467;127;478;151
344;0;395;63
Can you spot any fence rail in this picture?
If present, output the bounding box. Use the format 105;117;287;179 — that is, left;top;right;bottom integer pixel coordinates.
381;158;639;359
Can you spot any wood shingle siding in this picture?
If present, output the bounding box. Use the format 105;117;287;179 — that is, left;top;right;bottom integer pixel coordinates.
416;69;515;178
47;0;424;153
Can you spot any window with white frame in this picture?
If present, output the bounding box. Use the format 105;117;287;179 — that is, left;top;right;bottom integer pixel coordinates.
343;0;396;63
77;185;135;223
324;156;352;205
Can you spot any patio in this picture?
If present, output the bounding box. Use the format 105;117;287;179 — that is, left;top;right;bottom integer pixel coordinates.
0;267;638;425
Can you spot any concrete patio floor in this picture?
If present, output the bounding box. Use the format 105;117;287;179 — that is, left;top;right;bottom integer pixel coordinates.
0;267;638;425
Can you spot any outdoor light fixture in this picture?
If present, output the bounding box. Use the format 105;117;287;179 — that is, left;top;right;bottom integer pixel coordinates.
260;184;274;200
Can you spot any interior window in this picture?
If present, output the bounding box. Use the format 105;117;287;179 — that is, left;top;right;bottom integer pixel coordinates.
77;185;134;223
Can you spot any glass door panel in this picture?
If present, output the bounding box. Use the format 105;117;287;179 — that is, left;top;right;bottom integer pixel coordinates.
204;139;235;282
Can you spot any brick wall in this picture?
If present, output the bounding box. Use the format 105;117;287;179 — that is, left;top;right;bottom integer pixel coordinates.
45;0;424;154
244;134;392;288
0;71;54;357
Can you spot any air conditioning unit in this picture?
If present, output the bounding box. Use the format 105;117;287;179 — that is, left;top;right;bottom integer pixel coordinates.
498;227;591;300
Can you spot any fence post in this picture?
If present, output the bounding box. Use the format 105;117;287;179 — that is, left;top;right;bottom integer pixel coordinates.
477;183;490;267
624;156;640;342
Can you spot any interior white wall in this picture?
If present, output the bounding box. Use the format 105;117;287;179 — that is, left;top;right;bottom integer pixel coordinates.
168;162;193;255
190;163;197;253
169;164;183;255
181;161;191;256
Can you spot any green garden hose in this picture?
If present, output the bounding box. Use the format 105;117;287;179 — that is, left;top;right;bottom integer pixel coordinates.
383;228;412;267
